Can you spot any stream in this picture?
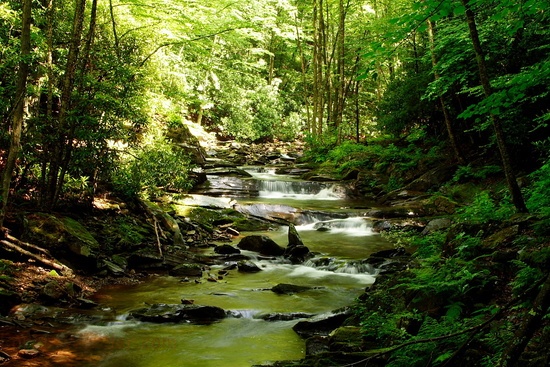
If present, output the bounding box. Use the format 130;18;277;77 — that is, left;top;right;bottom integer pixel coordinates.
9;166;393;367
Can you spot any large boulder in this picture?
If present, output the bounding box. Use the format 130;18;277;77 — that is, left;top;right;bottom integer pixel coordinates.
24;213;100;272
421;218;452;235
166;124;206;165
168;263;203;277
293;309;352;338
129;303;226;324
237;235;285;256
237;260;262;273
271;283;315;295
214;244;241;255
284;224;311;264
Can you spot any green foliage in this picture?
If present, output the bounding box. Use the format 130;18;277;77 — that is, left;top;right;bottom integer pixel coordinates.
326;140;370;163
526;160;550;220
376;72;436;137
112;137;194;199
112;217;150;249
402;256;494;303
451;164;502;183
383;229;446;258
457;191;514;223
359;310;409;343
302;134;339;163
510;260;544;297
453;232;484;260
220;81;289;142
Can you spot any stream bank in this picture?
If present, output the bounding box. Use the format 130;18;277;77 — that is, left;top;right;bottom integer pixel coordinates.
1;135;548;367
0;138;397;366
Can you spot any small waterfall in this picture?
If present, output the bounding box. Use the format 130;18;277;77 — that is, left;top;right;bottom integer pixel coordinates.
227;309;259;319
258;180;345;200
303;257;376;275
243;167;278;179
297;217;374;236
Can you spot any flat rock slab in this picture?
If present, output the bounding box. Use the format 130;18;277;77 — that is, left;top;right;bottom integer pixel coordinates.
271;283;317;295
129;303;226;324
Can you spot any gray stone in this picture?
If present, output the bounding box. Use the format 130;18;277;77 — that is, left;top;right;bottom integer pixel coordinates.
214;244;241;255
169;263;203;277
129;303;226;323
271;283;314;295
293;309;352;338
421;218;452;235
287;224;304;248
237;261;262;273
103;260;125;276
237;235;285;256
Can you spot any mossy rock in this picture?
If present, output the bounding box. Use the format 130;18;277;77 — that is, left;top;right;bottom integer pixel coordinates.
25;213;100;271
169;263;203;277
329;326;364;352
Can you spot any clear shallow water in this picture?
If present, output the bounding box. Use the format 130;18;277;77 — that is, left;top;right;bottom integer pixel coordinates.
81;256;376;367
35;167;392;367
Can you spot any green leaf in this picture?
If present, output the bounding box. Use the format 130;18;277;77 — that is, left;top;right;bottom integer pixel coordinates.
434;351;454;363
453;5;466;15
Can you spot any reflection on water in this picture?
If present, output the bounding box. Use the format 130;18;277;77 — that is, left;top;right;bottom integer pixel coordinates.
7;166;394;367
78;318;303;367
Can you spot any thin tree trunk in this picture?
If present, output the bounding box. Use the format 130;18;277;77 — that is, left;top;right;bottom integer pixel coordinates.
294;13;311;133
0;0;32;229
354;79;360;143
109;0;120;60
313;0;323;136
44;0;87;209
427;19;465;165
461;0;528;213
334;0;347;142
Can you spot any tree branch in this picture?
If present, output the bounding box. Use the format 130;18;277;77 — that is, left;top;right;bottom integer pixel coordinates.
138;27;247;68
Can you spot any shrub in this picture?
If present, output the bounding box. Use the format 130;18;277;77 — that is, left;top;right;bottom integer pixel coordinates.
457;191;514;223
526;160;550;219
451;164;502;183
112;138;194;199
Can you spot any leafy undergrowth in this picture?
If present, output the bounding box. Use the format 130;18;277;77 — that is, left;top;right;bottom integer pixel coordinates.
352;184;550;367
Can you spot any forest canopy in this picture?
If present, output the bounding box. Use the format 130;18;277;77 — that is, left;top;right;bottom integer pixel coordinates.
0;0;549;218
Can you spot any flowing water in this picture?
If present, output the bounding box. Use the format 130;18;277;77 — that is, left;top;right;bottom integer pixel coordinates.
12;166;392;367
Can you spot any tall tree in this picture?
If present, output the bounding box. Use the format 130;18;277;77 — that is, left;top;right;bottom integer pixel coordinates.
0;0;32;229
461;0;528;213
42;0;87;209
427;18;465;164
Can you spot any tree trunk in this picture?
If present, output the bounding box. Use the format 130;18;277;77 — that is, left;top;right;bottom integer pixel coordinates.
427;19;465;165
461;0;528;213
294;13;312;133
43;0;87;209
0;0;32;229
334;0;347;142
312;0;324;136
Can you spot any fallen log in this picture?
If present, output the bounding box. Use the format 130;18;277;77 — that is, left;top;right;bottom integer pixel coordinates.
0;238;72;275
